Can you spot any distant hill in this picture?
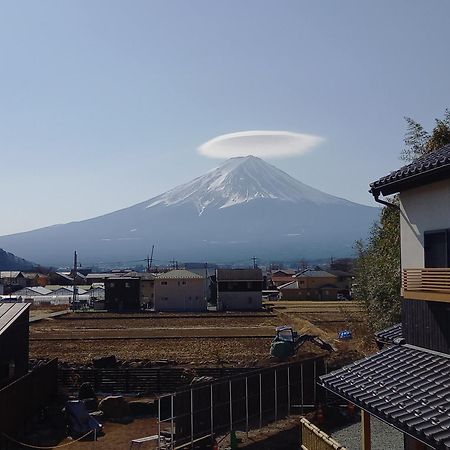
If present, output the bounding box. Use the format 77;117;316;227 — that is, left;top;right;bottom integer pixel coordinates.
0;248;35;271
0;156;380;266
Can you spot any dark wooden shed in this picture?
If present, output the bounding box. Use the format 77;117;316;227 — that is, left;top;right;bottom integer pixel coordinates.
0;303;30;388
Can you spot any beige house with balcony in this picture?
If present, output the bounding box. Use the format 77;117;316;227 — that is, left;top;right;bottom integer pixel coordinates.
154;269;206;312
321;144;450;450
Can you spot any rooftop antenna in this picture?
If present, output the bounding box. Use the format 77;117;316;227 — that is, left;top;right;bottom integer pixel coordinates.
252;256;258;269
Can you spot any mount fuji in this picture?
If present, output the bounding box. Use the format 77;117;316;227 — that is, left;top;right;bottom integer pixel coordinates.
0;156;379;266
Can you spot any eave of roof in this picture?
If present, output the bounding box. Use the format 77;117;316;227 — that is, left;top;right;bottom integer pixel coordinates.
0;303;30;336
157;270;203;280
370;144;450;196
375;323;403;345
320;344;450;449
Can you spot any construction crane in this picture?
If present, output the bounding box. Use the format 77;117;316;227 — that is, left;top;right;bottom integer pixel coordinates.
270;326;334;359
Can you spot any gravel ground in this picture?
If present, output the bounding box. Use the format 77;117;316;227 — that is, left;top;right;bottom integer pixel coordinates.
331;416;404;450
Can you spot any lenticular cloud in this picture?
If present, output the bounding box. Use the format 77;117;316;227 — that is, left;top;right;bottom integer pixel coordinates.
198;130;324;159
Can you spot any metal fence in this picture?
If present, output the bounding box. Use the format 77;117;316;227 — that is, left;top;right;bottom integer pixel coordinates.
158;357;325;449
300;418;347;450
58;366;259;395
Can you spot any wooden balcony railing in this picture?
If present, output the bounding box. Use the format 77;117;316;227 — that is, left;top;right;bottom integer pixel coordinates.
402;268;450;302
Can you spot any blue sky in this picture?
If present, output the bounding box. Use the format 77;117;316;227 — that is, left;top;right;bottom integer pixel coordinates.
1;0;449;235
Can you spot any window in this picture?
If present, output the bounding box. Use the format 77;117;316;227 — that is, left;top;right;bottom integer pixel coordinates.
424;230;450;268
161;281;167;285
182;281;186;285
109;282;115;288
125;282;130;288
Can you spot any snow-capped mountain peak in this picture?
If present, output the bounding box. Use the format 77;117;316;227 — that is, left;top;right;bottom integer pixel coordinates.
145;155;348;215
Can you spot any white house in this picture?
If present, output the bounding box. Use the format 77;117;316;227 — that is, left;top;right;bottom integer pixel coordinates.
154;270;206;312
321;143;450;450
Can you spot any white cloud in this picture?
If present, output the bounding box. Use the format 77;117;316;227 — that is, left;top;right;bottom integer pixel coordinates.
198;130;325;159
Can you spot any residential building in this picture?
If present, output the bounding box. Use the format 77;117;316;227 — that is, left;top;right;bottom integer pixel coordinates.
321;144;450;450
278;269;339;300
22;272;48;287
216;268;263;311
105;277;140;311
154;270;206;312
327;269;353;296
270;269;296;287
48;271;86;285
138;273;155;309
0;271;27;290
0;303;30;387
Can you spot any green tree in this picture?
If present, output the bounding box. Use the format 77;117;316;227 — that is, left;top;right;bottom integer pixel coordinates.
402;109;450;162
354;203;401;331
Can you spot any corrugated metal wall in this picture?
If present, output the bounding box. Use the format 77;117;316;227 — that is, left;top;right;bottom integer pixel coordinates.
403;299;450;353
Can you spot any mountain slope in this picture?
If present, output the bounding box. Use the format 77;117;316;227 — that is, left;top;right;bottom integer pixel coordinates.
0;248;35;271
0;156;379;265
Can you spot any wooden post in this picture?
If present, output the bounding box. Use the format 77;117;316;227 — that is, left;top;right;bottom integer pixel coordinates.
361;409;371;450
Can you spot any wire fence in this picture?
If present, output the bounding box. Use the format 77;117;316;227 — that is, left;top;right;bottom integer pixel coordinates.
157;357;325;449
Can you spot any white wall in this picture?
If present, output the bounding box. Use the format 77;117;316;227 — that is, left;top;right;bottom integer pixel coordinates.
154;278;206;312
400;178;450;269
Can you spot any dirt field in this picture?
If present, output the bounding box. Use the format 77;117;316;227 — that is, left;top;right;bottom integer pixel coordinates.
29;301;373;366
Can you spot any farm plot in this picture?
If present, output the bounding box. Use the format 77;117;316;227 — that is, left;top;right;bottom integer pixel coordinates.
30;303;370;366
30;313;284;365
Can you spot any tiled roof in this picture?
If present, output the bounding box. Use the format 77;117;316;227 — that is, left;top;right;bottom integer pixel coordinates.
294;269;336;278
320;345;450;449
375;323;404;345
370;144;450;196
216;269;262;281
157;269;203;280
0;303;30;336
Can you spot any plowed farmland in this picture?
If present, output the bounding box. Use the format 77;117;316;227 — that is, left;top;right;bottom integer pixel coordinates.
30;302;370;365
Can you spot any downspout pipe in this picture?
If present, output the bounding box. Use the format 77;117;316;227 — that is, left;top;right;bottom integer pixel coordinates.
371;191;400;210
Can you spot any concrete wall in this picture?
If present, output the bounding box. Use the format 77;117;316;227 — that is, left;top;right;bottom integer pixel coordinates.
400;178;450;269
140;279;154;307
218;291;262;311
154;278;206;312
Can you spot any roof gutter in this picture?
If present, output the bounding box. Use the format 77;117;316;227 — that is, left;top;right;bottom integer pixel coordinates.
370;191;400;210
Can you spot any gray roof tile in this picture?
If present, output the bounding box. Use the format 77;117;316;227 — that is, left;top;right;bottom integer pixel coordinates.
370;144;450;196
375;323;403;345
320;345;450;449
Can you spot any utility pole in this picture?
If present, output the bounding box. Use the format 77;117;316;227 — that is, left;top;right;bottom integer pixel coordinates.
148;245;155;272
204;262;208;305
252;256;258;269
72;251;78;312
